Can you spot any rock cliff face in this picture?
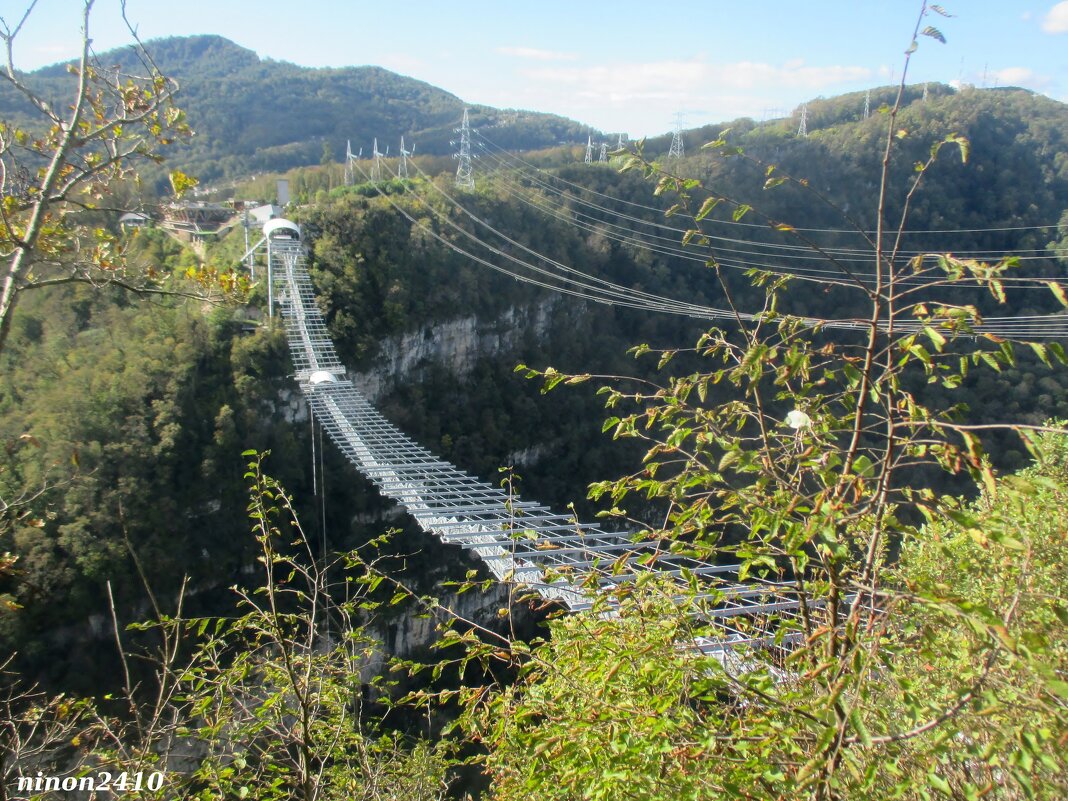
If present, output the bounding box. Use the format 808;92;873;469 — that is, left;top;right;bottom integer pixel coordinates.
350;300;556;401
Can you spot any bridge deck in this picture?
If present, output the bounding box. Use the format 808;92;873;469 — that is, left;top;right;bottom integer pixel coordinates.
268;236;798;647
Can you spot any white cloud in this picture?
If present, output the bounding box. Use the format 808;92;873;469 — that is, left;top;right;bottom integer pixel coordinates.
494;56;873;136
525;57;871;99
496;46;577;62
1042;1;1068;32
992;66;1035;84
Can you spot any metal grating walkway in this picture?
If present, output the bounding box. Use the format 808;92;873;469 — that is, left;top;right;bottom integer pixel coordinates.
264;228;801;651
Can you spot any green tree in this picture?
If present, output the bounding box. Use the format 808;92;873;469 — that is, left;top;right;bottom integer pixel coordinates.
0;453;454;801
0;0;192;356
455;5;1068;800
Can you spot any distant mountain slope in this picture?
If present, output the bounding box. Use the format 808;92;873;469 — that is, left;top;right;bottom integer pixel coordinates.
1;35;591;184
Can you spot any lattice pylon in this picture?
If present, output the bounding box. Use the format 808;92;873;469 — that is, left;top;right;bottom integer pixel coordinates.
371;138;382;183
399;138;407;180
797;104;808;137
455;109;475;190
584;135;593;165
344;140;354;185
863;90;870;119
598;142;607;162
668;113;684;159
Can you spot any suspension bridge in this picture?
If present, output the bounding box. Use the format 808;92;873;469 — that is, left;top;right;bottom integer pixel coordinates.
247;219;801;654
241;120;1068;653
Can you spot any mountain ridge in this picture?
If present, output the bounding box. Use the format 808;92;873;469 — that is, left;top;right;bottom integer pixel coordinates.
3;34;593;184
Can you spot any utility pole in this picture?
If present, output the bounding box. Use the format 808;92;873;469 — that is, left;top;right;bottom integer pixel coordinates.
797;104;808;137
455;109;474;190
863;89;870;119
584;135;593;165
344;139;354;186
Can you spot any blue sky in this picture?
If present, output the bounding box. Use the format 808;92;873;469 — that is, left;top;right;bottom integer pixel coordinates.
7;1;1068;137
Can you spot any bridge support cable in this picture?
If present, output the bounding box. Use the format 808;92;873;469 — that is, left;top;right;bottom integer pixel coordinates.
259;226;806;650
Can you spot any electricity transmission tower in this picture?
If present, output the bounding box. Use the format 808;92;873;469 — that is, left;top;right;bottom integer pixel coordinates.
371;138;382;183
598;142;607;162
584;135;594;165
668;112;684;160
455;109;475;190
797;104;808;137
616;132;626;150
863;90;870;119
344;140;354;185
923;82;929;101
398;136;411;179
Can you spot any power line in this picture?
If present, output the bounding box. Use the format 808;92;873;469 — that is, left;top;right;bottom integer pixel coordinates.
474;137;1060;288
350;154;1068;337
473;129;1061;236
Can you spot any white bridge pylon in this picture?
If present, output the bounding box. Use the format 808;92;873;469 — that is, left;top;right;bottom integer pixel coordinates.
253;220;800;651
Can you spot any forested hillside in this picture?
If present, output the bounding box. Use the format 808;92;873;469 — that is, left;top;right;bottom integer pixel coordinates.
2;79;1067;701
0;35;591;185
2;37;1068;798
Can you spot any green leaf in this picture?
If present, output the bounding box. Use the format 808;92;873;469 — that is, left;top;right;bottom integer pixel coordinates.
169;169;199;199
921;25;947;44
929;773;952;795
732;204;752;222
695;195;722;221
1027;341;1050;367
850;707;872;747
1046;679;1068;700
944;132;970;164
924;325;947;353
718;449;741;471
1046;281;1068;308
853;454;875;477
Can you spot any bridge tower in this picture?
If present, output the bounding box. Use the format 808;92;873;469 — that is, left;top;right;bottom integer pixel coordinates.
668;113;685;160
455;109;475;190
797;104;808;137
